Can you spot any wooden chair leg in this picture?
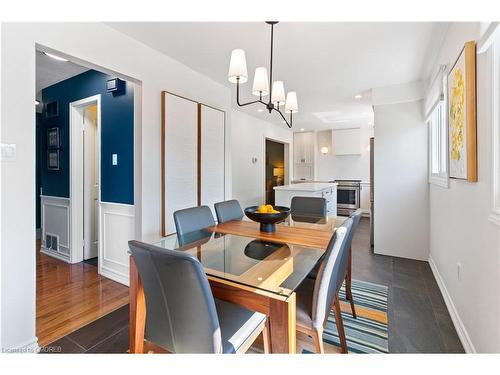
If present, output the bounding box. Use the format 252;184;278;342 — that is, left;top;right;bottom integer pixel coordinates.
262;319;271;354
333;295;348;354
345;246;356;318
311;327;324;354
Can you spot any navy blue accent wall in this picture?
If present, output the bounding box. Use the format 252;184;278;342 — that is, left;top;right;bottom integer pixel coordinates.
41;69;134;204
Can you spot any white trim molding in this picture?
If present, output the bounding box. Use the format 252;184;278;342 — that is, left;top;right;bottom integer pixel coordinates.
70;94;102;264
428;256;476;353
99;202;135;286
490;31;500;226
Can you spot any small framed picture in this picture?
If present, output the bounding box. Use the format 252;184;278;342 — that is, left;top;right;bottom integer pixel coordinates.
47;127;59;148
47;150;59;170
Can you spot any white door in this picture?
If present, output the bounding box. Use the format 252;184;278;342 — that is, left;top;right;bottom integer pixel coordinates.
83;105;99;260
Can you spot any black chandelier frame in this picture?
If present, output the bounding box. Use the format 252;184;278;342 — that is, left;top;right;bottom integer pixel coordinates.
234;21;293;128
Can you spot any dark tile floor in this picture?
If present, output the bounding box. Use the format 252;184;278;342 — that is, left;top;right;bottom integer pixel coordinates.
42;218;464;354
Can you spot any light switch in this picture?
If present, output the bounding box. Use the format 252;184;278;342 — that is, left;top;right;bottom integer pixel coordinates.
112;154;118;165
1;143;17;162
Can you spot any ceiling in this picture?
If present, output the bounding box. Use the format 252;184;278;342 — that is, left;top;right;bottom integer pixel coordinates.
36;50;89;99
108;22;449;131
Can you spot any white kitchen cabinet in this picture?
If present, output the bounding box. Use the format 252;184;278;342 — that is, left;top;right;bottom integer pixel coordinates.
294;131;314;164
274;183;337;215
333;128;361;155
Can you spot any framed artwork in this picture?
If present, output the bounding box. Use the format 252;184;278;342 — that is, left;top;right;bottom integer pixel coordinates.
47;149;60;170
47;127;59;148
447;40;477;182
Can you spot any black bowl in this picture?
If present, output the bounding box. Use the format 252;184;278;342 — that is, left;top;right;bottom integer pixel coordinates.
244;206;291;233
244;240;291;260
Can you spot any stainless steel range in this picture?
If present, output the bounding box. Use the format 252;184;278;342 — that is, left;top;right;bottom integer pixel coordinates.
334;180;361;216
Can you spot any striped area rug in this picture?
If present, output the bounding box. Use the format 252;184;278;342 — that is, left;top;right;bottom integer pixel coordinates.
304;279;389;354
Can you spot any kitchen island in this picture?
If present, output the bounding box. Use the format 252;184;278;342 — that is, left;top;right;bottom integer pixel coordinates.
274;182;337;215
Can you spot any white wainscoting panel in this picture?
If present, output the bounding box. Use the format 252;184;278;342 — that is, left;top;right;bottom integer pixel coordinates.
200;104;225;217
163;92;198;235
40;195;70;262
99;202;135;286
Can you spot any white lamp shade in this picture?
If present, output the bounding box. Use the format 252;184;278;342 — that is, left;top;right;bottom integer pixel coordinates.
285;91;298;113
271;81;286;106
252;67;269;96
228;49;248;83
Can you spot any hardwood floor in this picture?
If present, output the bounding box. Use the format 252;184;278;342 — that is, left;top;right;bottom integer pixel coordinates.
36;241;129;346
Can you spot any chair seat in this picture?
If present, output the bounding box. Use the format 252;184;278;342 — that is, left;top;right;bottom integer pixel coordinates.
295;277;315;330
215;299;266;353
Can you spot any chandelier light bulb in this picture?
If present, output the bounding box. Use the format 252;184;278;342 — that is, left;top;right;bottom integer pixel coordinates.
285;92;298;113
271;81;286;106
228;49;248;83
252;67;269;96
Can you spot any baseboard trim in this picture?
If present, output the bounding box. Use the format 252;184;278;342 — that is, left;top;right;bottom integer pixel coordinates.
428;255;476;353
40;246;70;263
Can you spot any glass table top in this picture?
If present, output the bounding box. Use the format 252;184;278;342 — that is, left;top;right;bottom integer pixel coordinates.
153;231;325;297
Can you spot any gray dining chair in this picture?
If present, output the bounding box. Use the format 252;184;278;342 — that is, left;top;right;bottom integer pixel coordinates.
295;218;353;354
173;205;215;237
128;240;270;353
307;208;363;319
214;199;244;223
290;196;327;216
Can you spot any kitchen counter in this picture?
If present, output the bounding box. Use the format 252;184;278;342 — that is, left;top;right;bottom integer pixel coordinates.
274;182;337;192
273;183;337;215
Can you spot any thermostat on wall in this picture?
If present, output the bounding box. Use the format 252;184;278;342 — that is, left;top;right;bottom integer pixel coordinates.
106;78;125;93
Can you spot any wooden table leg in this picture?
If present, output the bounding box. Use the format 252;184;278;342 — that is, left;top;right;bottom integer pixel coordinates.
129;256;146;354
269;293;296;353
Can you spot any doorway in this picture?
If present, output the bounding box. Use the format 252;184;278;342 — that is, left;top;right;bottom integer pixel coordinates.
70;95;101;263
265;139;286;205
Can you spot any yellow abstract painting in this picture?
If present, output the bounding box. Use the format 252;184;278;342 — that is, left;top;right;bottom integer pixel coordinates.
447;41;476;181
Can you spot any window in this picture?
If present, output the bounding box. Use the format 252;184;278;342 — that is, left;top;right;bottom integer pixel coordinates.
428;99;449;188
490;31;500;226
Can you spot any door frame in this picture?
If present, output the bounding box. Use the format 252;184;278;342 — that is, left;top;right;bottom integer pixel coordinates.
263;137;290;205
69;94;102;264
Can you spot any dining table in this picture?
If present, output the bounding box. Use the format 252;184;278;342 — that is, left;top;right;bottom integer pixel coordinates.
129;213;347;354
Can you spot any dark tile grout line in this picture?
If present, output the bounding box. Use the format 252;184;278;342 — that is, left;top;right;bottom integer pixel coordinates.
65;336;87;352
84;326;129;353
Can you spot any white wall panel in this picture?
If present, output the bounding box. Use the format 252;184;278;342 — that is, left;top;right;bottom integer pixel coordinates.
40;196;70;262
163;92;198;235
200;104;225;216
99;202;135;286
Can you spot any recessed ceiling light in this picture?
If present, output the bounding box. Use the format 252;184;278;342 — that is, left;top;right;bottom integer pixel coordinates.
35;100;40;105
300;128;305;131
354;94;362;99
43;52;68;62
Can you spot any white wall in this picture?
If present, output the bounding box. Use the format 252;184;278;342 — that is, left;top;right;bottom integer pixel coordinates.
316;127;374;182
0;22;232;350
231;109;293;209
428;22;500;353
373;100;429;260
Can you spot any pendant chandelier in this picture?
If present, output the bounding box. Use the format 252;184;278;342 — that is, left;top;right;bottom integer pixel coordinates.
227;21;298;128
